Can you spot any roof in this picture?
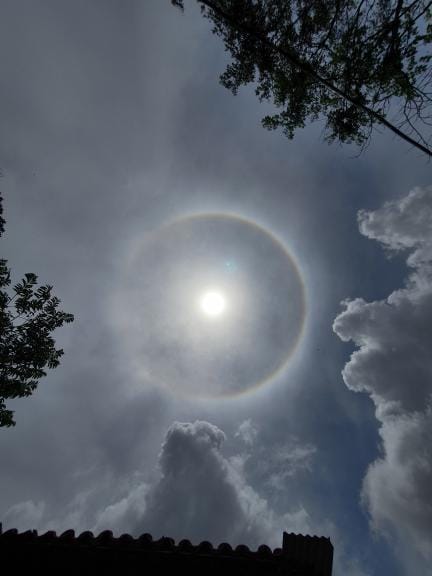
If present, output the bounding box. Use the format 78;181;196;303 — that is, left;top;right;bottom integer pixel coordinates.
0;525;333;575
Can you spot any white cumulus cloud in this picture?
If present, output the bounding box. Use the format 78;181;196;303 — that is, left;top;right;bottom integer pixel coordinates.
105;420;311;547
333;186;432;568
2;419;368;574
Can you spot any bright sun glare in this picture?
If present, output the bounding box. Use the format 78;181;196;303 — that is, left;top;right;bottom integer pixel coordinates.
200;290;226;318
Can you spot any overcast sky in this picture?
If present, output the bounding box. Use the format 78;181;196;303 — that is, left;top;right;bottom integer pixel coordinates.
1;2;431;575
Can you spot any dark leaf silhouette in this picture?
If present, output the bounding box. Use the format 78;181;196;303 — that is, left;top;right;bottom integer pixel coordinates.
0;193;74;427
173;0;432;157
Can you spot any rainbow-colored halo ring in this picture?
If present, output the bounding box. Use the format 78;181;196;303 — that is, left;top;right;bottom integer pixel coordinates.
114;212;306;399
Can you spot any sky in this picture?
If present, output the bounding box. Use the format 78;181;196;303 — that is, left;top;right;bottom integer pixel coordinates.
0;1;431;575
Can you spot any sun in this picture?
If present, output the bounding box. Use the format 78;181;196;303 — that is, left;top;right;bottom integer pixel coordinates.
200;290;226;318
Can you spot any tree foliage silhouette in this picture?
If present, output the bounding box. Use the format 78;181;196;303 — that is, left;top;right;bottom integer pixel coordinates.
173;0;432;157
0;194;74;427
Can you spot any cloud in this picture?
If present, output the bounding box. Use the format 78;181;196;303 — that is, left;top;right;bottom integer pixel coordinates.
235;419;258;446
2;500;45;531
93;483;149;535
362;410;432;560
103;420;311;547
2;419;370;574
265;441;317;490
333;186;432;565
1;421;311;546
235;420;316;489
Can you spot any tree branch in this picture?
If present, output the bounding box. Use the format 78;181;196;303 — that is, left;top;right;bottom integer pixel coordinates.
199;0;432;157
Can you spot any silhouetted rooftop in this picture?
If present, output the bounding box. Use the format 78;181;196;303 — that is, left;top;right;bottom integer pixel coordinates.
0;524;333;575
